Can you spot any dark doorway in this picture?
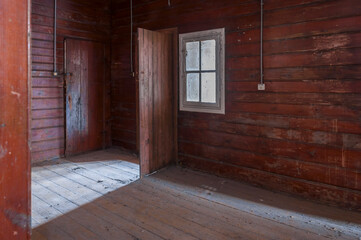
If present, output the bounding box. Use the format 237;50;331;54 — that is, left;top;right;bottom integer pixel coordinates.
65;39;106;156
137;28;178;176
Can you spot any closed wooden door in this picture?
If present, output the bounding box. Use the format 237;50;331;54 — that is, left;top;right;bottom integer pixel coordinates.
138;28;175;176
65;39;105;156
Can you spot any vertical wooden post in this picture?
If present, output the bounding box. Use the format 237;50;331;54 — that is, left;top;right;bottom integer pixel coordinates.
0;0;31;239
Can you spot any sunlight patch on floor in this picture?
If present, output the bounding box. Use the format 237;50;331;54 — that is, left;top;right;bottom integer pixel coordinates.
31;159;139;228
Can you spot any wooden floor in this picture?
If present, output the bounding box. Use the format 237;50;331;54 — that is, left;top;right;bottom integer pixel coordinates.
32;153;361;240
31;149;140;229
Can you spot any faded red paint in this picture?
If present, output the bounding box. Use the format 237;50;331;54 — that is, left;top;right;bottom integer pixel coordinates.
111;0;361;209
0;0;31;239
30;0;112;164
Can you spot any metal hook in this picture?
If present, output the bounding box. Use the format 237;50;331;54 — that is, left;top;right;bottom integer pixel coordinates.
168;0;171;6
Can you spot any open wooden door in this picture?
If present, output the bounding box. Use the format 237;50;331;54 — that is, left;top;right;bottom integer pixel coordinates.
65;39;105;156
138;28;176;176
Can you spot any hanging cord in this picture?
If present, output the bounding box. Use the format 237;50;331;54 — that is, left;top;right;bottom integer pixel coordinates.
53;0;57;76
260;0;264;85
130;0;134;77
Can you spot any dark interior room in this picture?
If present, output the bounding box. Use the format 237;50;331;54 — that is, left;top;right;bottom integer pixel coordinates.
1;0;361;239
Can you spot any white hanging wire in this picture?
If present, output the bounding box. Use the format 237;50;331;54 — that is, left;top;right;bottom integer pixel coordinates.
130;0;134;76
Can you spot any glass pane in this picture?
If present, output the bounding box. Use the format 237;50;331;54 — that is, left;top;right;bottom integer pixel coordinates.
201;72;216;103
201;40;216;71
186;41;200;71
186;73;200;102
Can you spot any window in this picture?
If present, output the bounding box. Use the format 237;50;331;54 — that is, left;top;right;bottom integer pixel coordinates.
179;28;225;114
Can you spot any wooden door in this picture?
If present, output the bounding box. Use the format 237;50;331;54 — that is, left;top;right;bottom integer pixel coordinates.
65;39;105;156
138;28;175;176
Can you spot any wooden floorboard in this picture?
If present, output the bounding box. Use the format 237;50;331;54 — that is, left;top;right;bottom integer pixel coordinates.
136;180;316;239
32;151;361;239
31;149;140;229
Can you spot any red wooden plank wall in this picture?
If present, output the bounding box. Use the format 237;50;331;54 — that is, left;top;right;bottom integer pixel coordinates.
111;1;137;151
31;0;111;163
111;0;361;208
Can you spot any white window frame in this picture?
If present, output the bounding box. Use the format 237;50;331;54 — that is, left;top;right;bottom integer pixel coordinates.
179;28;225;114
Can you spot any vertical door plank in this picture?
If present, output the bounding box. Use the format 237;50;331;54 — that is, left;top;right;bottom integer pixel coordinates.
66;39;81;154
139;29;152;175
153;30;160;171
87;41;105;151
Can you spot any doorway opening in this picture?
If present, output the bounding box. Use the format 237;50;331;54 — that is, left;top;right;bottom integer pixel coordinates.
31;26;178;228
31;38;141;228
30;0;177;227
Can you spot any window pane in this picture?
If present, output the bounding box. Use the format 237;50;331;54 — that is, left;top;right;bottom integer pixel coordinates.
201;40;216;71
201;72;216;103
186;73;200;102
186;41;200;71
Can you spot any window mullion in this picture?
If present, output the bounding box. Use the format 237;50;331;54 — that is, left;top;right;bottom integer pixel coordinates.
186;70;215;73
199;41;202;103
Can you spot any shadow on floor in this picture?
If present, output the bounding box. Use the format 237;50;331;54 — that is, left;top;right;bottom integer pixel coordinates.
32;166;361;240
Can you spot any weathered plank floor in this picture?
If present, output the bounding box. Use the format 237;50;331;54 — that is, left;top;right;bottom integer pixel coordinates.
32;152;361;240
31;149;140;229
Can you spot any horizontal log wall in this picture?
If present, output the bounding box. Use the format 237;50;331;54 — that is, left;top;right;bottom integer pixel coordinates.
111;1;136;151
111;0;361;208
31;0;111;163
